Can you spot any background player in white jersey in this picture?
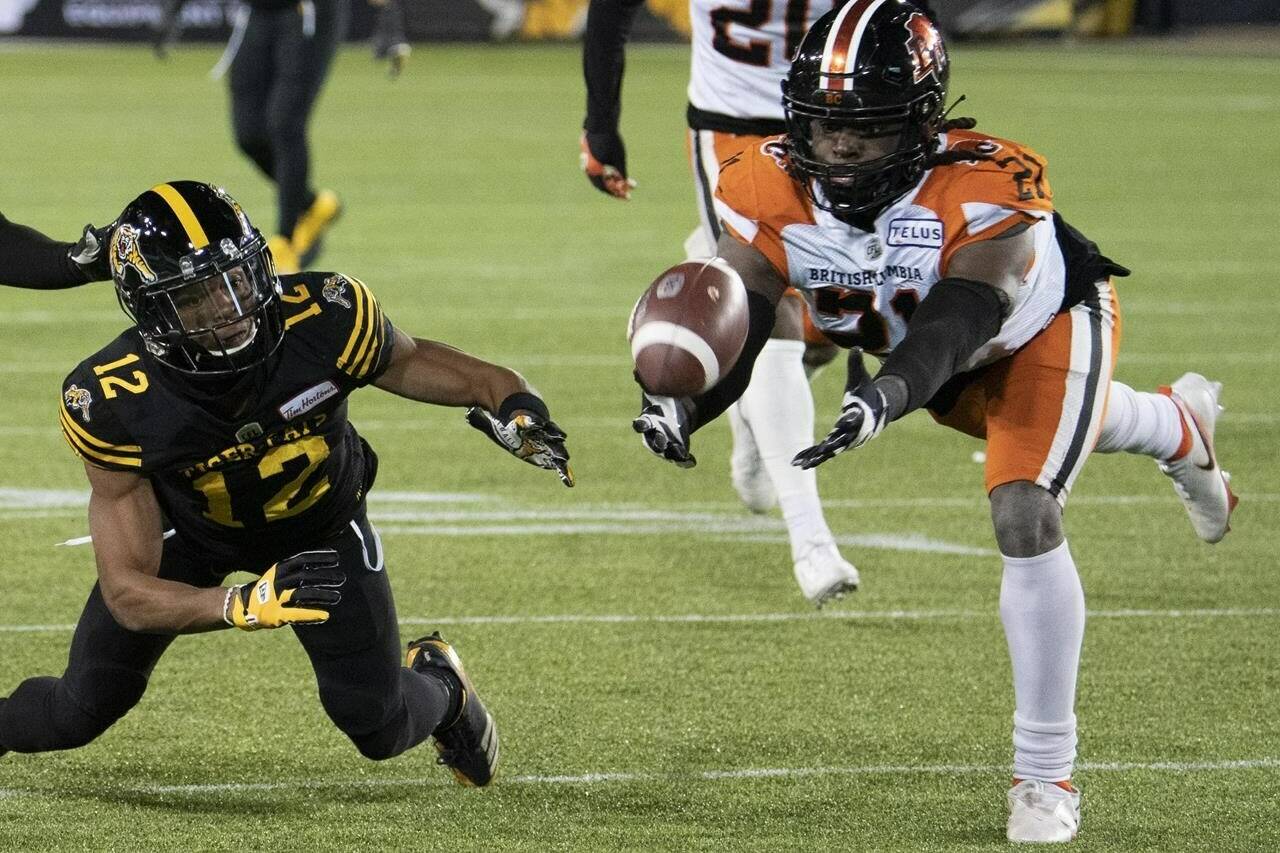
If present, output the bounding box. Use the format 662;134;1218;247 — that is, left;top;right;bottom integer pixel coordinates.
632;0;1237;842
582;0;866;606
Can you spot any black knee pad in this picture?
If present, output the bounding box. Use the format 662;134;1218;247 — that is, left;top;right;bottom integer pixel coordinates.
62;668;149;744
318;684;406;761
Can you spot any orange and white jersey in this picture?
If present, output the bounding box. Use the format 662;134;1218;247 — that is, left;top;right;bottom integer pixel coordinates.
688;0;840;122
713;129;1065;369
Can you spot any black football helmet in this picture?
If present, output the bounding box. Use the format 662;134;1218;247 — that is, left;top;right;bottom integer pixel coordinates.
109;181;284;376
783;0;949;216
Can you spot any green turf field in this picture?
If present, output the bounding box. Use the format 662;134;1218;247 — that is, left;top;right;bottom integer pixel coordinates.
0;41;1277;851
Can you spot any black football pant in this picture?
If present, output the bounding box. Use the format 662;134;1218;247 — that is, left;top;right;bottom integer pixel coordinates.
0;511;451;760
229;0;349;238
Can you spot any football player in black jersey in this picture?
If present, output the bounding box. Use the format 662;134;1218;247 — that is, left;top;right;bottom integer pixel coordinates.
0;212;112;288
0;181;572;785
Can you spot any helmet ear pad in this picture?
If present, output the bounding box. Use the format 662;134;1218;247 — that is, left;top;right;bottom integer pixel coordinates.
782;1;950;216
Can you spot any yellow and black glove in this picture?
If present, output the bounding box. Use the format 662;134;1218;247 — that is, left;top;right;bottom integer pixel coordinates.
224;549;345;631
466;393;574;487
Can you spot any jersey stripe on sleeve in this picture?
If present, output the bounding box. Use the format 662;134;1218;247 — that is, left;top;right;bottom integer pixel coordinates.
336;276;387;381
59;406;143;469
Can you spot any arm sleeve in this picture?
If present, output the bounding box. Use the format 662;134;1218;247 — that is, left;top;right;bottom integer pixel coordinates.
582;0;647;134
0;213;90;290
876;278;1004;417
689;290;777;432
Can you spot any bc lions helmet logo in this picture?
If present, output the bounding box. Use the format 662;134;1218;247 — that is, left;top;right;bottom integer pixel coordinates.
64;384;93;423
109;224;157;284
904;12;946;84
322;275;352;308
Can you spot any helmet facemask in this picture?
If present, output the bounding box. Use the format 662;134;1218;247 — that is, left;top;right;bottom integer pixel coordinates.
118;235;285;377
784;84;943;217
782;1;950;218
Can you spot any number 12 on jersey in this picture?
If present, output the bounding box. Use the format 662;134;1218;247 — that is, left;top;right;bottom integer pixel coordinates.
193;436;331;527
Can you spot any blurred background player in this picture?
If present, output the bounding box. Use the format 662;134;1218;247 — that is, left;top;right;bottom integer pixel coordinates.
633;0;1236;840
155;0;356;273
0;213;111;288
581;0;862;606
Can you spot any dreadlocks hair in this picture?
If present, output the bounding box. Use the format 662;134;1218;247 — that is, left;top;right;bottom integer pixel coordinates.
924;99;996;169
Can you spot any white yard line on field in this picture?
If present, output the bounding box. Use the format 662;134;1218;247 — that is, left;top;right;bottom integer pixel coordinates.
1;756;1275;800
1;607;1276;635
5;487;1275;514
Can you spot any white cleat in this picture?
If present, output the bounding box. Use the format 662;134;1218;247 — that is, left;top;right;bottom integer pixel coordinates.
1156;373;1239;544
727;404;777;513
792;535;859;607
1006;779;1081;844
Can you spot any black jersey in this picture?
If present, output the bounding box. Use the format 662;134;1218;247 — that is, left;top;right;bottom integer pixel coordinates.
59;272;395;569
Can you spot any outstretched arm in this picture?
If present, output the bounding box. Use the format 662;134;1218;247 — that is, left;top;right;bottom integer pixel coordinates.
795;224;1032;469
0;213;110;289
632;234;787;467
581;0;646;199
874;223;1029;419
375;326;574;485
374;326;532;410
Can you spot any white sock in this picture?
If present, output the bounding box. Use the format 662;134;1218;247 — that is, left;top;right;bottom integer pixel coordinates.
1000;540;1084;782
1094;381;1184;459
736;339;830;559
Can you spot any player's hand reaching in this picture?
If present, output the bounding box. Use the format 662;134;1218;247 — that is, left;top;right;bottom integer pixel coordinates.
793;349;887;469
633;391;695;468
466;404;575;487
580;131;636;200
225;550;345;631
68;220;116;282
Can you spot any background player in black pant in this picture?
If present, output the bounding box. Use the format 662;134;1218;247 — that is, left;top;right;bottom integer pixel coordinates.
0;181;573;784
0;213;111;288
227;0;349;273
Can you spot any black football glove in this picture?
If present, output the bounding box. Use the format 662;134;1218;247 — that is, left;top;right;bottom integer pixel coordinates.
225;550;345;631
466;406;574;487
793;349;887;469
632;391;696;468
68;220;115;282
371;0;411;78
580;130;636;200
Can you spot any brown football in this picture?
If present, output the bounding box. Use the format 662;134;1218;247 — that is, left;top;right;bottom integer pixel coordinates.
627;258;749;397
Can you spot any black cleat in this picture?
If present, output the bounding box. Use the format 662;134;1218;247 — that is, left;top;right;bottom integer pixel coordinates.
406;632;499;787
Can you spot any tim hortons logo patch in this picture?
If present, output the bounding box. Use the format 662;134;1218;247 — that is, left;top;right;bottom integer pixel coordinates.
278;381;339;420
64;385;93;423
887;218;944;249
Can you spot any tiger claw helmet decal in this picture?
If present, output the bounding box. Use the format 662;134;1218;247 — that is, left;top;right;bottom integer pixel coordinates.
109;224;158;285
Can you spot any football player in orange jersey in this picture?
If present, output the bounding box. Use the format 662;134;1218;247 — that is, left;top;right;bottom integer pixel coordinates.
582;0;863;606
632;0;1236;842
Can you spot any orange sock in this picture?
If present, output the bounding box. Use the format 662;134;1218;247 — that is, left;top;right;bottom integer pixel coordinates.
1013;777;1077;793
1157;386;1194;461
